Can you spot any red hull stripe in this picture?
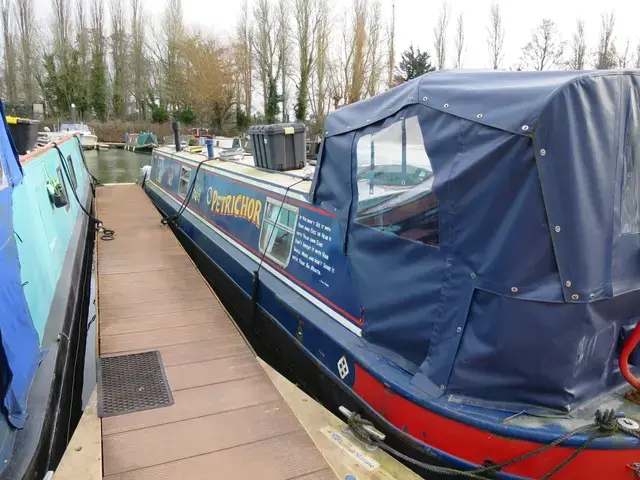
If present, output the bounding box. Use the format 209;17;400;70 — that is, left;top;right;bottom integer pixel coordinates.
152;180;363;326
352;364;639;479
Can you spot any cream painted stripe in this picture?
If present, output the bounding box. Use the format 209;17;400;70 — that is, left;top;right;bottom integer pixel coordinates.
149;180;362;337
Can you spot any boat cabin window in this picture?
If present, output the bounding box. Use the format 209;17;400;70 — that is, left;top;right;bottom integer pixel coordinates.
178;166;191;198
66;154;77;191
156;158;164;183
622;88;640;234
61;123;89;133
355;115;440;247
259;198;299;267
56;166;70;211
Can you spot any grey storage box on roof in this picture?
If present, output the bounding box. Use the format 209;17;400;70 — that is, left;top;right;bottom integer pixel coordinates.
248;123;307;171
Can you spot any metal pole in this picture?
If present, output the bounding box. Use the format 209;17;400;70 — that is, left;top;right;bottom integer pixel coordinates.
172;120;182;152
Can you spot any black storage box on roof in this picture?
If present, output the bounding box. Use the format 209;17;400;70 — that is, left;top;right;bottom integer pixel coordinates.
6;117;40;155
248;123;307;171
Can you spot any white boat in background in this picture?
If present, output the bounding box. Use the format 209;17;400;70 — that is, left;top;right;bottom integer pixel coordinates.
38;123;98;150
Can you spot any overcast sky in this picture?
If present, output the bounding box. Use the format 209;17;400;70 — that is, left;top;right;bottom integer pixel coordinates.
176;0;640;69
27;0;640;69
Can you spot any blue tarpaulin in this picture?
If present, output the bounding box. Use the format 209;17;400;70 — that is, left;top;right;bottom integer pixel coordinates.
0;100;40;428
312;70;640;412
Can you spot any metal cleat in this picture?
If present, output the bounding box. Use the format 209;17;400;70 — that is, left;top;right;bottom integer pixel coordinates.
339;406;386;442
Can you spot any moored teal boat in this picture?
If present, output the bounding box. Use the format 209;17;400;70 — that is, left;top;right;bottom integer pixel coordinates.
124;132;159;153
0;99;97;478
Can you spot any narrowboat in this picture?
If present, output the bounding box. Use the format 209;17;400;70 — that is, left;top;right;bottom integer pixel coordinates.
0;101;96;478
124;132;159;152
143;70;640;479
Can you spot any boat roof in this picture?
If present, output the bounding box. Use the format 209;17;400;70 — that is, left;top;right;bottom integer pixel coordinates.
154;146;314;196
325;69;638;137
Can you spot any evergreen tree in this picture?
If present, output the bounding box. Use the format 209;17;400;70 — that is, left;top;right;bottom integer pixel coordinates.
42;47;89;117
265;78;281;124
236;107;250;131
42;53;60;114
90;47;108;120
294;79;308;122
393;45;435;85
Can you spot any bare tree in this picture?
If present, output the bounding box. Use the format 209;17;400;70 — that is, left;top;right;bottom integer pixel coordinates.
15;0;36;104
348;0;367;104
311;0;330;132
364;0;383;97
76;0;89;70
130;0;147;119
252;0;280;115
453;12;464;68
521;19;565;71
330;12;352;108
569;19;587;70
181;31;236;131
635;40;640;68
277;0;290;121
109;0;127;117
595;11;617;69
1;0;18;103
432;1;449;70
90;0;103;42
293;0;324;122
52;0;71;53
332;0;384;106
162;0;185;110
386;0;395;88
486;1;504;69
618;39;631;68
234;0;252;118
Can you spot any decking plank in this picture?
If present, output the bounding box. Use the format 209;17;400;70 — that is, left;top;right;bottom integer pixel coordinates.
99;307;223;336
102;430;330;480
164;353;261;391
96;184;333;480
98;295;221;322
102;401;303;476
101;376;282;436
100;322;240;354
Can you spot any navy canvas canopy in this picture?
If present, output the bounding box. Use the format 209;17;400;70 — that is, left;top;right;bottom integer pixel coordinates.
311;70;640;412
0;100;40;427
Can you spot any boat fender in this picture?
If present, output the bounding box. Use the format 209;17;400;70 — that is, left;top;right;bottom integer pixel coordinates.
46;180;68;208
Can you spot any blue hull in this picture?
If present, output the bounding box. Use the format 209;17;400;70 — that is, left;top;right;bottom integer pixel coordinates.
144;178;522;479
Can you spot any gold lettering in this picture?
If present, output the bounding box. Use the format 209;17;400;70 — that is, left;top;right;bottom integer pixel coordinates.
252;200;262;228
210;190;218;212
246;199;254;222
240;196;249;217
209;192;262;229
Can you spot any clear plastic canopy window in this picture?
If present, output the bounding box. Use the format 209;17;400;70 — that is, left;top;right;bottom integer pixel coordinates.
354;116;440;247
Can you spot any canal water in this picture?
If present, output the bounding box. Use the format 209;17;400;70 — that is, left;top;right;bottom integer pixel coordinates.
83;148;151;183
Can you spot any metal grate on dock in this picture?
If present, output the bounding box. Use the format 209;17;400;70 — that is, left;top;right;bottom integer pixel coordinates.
96;185;335;480
98;351;173;417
